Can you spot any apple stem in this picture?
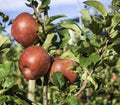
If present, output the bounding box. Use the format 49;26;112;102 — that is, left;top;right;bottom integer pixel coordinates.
28;80;36;102
43;74;48;105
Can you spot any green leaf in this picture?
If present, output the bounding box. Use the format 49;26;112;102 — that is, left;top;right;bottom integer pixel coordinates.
80;9;91;21
79;52;99;68
0;26;5;32
42;33;55;50
45;23;56;33
59;20;81;34
87;76;98;90
0;35;11;48
60;51;79;63
14;98;29;105
0;95;11;104
51;72;65;88
109;36;120;46
112;0;120;11
45;15;66;25
79;56;91;68
84;1;107;17
2;78;16;89
0;61;12;81
83;16;103;34
40;0;50;8
0;12;9;22
58;28;70;48
79;41;96;56
89;52;100;64
81;70;87;80
0;89;8;95
111;13;120;27
113;44;120;54
66;96;79;105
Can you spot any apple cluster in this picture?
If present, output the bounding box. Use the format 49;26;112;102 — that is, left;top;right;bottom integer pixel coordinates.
11;12;78;84
11;12;51;80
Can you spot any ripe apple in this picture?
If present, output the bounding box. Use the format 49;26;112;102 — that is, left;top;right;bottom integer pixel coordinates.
11;12;39;47
19;46;51;80
49;59;78;84
77;93;83;100
111;73;117;81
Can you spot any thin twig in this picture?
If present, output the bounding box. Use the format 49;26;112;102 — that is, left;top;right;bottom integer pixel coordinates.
43;74;48;105
15;92;37;105
75;70;92;96
32;4;44;24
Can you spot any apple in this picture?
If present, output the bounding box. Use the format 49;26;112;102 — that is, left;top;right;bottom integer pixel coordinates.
111;73;117;81
11;12;39;47
106;94;111;100
49;58;78;84
19;46;51;80
77;93;83;100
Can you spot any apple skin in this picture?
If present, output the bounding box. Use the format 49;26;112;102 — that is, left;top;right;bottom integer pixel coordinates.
11;12;39;47
77;93;83;100
49;59;78;84
19;46;51;80
111;74;117;81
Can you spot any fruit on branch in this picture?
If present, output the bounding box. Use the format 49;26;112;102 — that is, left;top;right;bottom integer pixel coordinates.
19;46;51;80
111;73;117;81
49;58;78;84
77;93;83;100
11;12;39;47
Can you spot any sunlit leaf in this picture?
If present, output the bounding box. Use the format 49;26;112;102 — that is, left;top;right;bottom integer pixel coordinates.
80;9;91;21
45;23;56;33
0;61;12;81
42;33;55;50
84;1;107;17
0;35;11;47
59;20;81;34
2;78;16;89
60;51;79;63
111;13;120;27
87;76;98;90
45;15;66;25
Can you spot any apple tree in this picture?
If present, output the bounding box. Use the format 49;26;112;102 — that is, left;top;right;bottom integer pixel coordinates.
0;0;120;105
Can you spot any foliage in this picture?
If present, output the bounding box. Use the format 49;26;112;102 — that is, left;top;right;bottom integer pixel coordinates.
1;0;120;105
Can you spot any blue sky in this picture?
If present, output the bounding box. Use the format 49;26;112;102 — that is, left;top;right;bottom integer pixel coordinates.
0;0;112;34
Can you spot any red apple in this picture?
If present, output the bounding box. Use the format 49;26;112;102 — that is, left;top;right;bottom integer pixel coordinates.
11;12;39;47
77;93;83;100
19;46;51;80
49;59;78;84
111;74;117;81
